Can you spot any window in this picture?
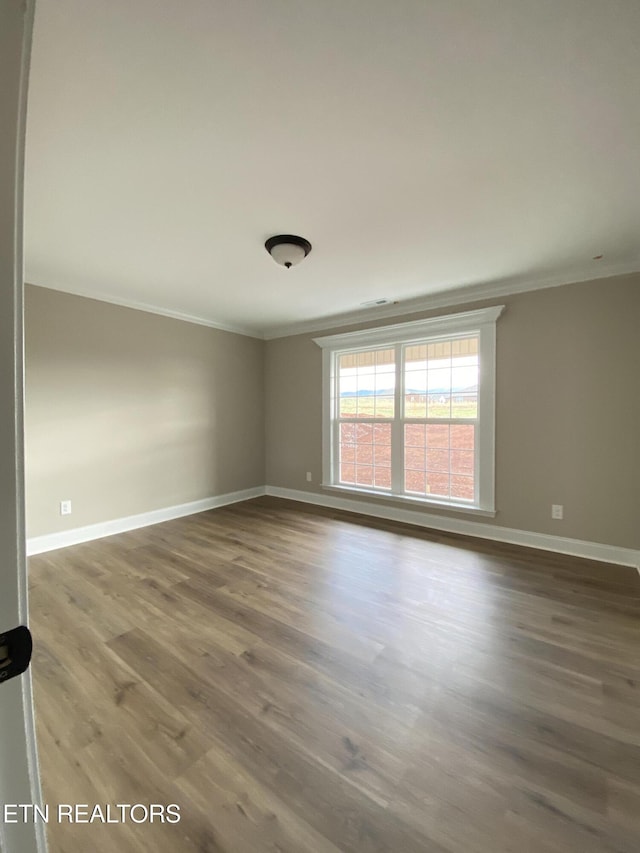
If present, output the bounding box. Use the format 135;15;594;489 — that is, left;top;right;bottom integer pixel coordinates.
314;306;503;514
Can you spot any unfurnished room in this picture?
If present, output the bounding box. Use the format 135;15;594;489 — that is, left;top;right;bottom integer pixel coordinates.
1;1;639;852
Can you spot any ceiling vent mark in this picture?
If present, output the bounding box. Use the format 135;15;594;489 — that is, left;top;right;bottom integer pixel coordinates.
360;298;392;307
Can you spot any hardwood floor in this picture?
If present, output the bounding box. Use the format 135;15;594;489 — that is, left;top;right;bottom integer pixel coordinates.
28;496;640;853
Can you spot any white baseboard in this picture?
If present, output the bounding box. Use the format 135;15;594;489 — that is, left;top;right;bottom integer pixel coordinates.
26;483;640;572
265;486;640;570
26;486;266;556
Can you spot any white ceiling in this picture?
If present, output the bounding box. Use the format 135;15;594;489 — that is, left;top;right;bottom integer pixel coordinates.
25;0;640;338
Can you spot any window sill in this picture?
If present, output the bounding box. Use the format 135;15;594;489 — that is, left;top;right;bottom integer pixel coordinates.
321;483;497;518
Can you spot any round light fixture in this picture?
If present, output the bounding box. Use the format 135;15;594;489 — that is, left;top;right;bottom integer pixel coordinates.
265;234;312;269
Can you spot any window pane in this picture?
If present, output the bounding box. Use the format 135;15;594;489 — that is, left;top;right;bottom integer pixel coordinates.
451;359;478;418
341;443;355;463
340;422;355;443
428;340;451;361
405;469;426;494
427;472;450;498
404;345;427;418
451;449;474;475
426;447;449;472
374;396;394;418
405;425;427;495
451;475;474;501
405;336;479;421
405;344;427;366
451;393;477;419
374;443;391;466
405;392;427;419
339;348;395;419
426;424;450;449
339;398;357;418
427;368;451;418
374;371;391;393
356;393;376;417
404;424;475;502
405;446;425;470
372;422;392;490
373;422;389;443
428;366;451;392
450;424;475;450
340;462;355;483
451;339;478;418
374;467;391;489
451;337;478;358
356;443;373;465
356;465;374;487
376;348;395;366
427;393;451;418
340;421;391;490
405;423;426;447
356;422;373;443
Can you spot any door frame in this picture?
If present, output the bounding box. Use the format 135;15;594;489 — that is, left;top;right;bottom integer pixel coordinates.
0;2;46;852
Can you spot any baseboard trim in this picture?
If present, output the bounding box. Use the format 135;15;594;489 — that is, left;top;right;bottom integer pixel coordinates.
265;486;640;570
26;484;639;571
26;486;267;555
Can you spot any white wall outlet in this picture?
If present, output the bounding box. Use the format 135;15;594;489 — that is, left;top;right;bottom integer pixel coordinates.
306;471;312;482
60;500;72;516
551;504;563;520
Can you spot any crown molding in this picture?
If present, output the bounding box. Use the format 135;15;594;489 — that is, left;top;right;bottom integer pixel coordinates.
263;262;640;340
26;281;264;339
27;259;640;343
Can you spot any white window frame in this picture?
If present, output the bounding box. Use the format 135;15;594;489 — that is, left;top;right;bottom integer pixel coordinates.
314;306;504;516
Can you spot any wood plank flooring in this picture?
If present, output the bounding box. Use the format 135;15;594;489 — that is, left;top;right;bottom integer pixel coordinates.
28;496;640;853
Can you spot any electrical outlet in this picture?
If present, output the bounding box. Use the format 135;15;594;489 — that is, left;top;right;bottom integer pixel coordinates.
551;504;563;520
60;500;72;516
306;472;312;482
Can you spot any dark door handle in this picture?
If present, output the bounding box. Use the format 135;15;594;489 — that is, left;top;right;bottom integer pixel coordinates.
0;626;32;684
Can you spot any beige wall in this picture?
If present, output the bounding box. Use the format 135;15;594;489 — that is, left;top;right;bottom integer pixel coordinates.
265;273;640;550
25;273;640;550
25;285;265;537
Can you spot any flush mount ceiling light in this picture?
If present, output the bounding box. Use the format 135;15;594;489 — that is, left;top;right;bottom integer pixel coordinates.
265;234;312;269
